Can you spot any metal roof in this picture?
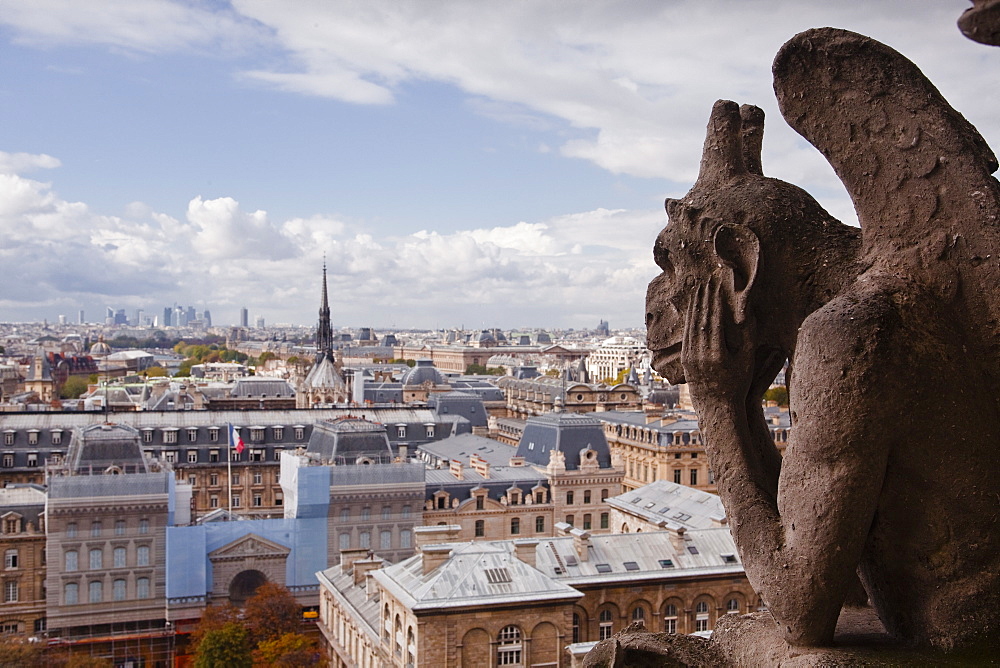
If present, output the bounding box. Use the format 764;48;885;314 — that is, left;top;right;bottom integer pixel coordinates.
607;480;727;531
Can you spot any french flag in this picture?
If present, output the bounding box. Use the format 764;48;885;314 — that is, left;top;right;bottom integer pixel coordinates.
228;423;245;454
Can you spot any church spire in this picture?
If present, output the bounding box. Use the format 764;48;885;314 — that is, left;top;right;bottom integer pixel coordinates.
316;259;334;355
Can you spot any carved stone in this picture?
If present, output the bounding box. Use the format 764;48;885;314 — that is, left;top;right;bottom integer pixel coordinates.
959;0;1000;45
624;27;1000;665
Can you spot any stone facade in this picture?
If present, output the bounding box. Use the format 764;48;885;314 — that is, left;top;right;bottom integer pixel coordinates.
0;486;47;639
497;376;641;417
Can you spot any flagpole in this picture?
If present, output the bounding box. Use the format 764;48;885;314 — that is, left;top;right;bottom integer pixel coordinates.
227;423;233;519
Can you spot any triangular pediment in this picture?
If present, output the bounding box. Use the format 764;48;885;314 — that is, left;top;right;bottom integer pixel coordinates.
209;533;291;561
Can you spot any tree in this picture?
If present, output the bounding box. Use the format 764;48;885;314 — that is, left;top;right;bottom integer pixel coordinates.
191;603;240;650
194;623;251;668
60;375;90;399
252;632;325;667
0;637;42;666
243;582;301;645
764;385;789;407
143;366;169;378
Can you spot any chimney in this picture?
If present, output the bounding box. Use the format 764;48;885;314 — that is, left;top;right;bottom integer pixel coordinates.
449;459;464;480
414;524;461;551
570;527;591;562
422;545;452;575
353;556;382;586
554;521;573;536
509;456;525;467
512;539;538;568
340;547;371;574
471;454;490;479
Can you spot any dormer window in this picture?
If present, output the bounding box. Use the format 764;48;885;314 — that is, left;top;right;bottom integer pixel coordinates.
27;431;38;446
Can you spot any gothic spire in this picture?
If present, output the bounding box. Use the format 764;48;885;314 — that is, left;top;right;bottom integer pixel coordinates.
316;259;334;355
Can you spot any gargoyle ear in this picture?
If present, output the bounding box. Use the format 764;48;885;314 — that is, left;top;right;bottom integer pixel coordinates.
696;100;746;185
713;223;760;324
740;104;764;176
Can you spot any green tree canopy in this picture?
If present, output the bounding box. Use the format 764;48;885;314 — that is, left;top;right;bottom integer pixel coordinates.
60;376;91;399
194;623;251;668
764;385;789;407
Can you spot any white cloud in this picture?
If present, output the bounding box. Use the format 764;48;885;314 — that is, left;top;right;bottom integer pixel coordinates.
0;151;61;174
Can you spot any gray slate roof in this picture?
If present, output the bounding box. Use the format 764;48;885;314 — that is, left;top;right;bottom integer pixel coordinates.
516;412;612;470
608;480;727;532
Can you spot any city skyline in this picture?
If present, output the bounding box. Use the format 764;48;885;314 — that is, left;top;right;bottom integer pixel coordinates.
2;1;997;328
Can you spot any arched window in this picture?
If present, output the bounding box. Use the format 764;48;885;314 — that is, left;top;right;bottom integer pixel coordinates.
89;548;102;570
65;550;78;572
727;598;741;614
497;625;522;666
631;606;646;625
113;546;126;568
137;545;149;567
572;613;581;643
599;609;614;640
88;580;102;603
695;600;710;632
663;603;678;633
566;490;575;505
407;627;415;666
382;605;390;642
64;582;78;605
112;578;126;601
394;615;402;656
137;577;150;599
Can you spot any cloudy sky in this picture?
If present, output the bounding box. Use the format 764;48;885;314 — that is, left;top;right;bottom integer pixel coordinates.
1;1;997;330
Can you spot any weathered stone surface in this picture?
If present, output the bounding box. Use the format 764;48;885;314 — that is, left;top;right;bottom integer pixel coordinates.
634;26;1000;663
959;0;1000;45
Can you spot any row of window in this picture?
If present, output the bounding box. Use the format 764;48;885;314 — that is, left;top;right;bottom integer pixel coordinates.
64;545;150;571
338;529;412;551
145;426;306;444
64;519;149;538
64;578;151;604
2;430;62;446
564;489;610;505
208;494;281;509
202;472;269;487
154;447;277;463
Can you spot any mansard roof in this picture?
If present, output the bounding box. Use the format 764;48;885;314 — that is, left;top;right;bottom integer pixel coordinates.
516;412;612;470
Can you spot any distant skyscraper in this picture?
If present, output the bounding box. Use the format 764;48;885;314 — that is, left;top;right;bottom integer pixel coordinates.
114;309;127;325
134;308;143;326
255;315;265;329
78;310;85;324
186;306;196;324
163;307;172;327
202;309;212;327
240;307;249;328
58;314;66;325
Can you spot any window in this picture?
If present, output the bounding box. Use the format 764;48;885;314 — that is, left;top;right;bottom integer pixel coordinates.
89;549;102;570
584;490;592;504
4;549;17;569
382;506;391;519
566;515;574;527
188;475;196;485
361;507;371;520
249;449;264;462
380;530;392;550
690;469;698;486
497;626;522;666
64;583;78;605
142;430;153;443
360;532;370;549
425;425;435;438
4;580;17;602
231;496;241;507
402;505;412;519
2;433;12;446
340;508;350;522
51;431;62;445
66;523;77;538
209;428;219;442
600;512;609;529
727;598;741;614
510;518;520;535
275;495;283;506
476;496;484;510
209;450;219;463
137;545;149;567
210;496;219;508
295;427;305;440
475;520;485;537
273;427;283;440
397;426;406;438
113;578;126;601
632;606;646;624
65;550;78;572
535;516;545;533
1;455;12;468
250;428;264;442
583;514;592;530
572;613;581;643
253;494;262;507
664;604;678;633
566;491;574;505
26;453;37;467
674;469;682;484
233;474;241;486
339;533;350;550
27;431;38;445
254;472;263;485
91;522;102;537
187;451;198;463
136;577;150;599
114;547;126;569
273;448;283;460
599;609;614;640
231;450;240;462
3;518;17;535
695;601;710;632
115;520;126;536
163;430;177;444
89;580;102;603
